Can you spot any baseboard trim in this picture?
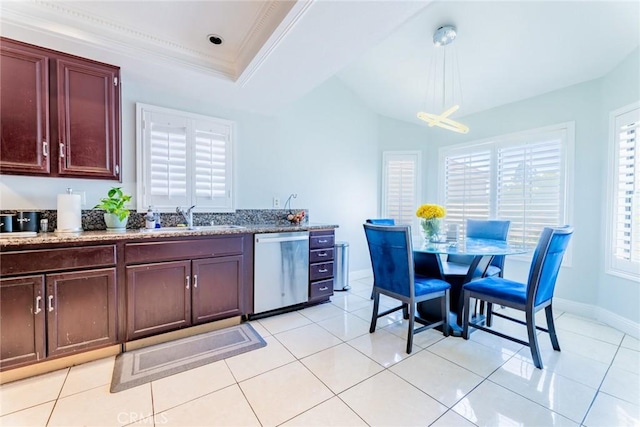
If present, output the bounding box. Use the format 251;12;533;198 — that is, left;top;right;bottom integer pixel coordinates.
555;298;639;338
0;345;121;385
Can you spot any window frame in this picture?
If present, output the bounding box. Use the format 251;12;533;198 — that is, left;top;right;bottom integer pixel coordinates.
135;103;236;213
381;151;422;233
438;122;575;264
606;101;640;281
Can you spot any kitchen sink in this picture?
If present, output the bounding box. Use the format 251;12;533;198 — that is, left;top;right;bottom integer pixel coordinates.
140;225;245;233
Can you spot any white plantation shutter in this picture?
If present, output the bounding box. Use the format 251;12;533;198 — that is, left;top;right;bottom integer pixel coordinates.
609;105;640;278
443;149;491;236
143;111;190;208
440;123;572;252
382;152;421;228
497;133;564;247
137;104;235;212
193;119;233;210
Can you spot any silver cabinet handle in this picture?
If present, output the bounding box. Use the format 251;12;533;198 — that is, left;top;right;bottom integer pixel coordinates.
186;276;190;290
318;268;328;273
34;296;42;314
318;239;328;243
59;143;65;158
318;252;328;257
43;141;48;157
48;295;54;312
194;275;198;288
319;287;329;291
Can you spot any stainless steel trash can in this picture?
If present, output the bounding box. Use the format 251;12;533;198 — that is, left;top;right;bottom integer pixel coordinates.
334;241;350;291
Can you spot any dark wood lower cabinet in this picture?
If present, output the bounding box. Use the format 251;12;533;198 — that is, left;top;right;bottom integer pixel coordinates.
0;275;46;369
126;261;192;340
0;267;116;370
192;256;243;324
46;268;117;357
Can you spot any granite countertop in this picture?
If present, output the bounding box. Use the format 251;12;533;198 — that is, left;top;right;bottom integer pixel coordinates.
0;223;339;248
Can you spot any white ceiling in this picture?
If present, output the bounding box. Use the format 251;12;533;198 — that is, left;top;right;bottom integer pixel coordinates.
1;1;638;123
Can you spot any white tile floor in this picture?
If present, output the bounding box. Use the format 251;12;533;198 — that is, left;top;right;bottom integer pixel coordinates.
1;277;639;427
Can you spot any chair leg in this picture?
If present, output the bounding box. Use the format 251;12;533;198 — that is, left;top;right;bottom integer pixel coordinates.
486;302;493;327
462;290;471;339
402;303;409;319
545;305;561;351
406;301;415;354
442;290;450;337
369;290;380;333
526;309;543;369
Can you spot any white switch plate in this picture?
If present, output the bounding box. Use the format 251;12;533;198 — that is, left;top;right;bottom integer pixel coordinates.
273;197;280;208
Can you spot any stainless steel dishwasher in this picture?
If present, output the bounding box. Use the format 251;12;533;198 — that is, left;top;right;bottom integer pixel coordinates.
254;231;310;314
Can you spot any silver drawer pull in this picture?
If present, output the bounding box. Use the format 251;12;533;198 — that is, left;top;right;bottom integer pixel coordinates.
319;287;329;291
194;275;198;288
318;268;328;273
318;239;328;243
43;141;48;157
48;295;54;312
318;252;328;257
34;296;42;314
59;143;65;158
186;276;190;290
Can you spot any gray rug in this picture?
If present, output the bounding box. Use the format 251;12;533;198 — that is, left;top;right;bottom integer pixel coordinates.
110;323;266;393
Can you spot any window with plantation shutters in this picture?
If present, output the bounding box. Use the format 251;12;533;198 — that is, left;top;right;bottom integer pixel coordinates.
440;123;573;255
443;149;491;236
382;151;421;230
608;103;639;279
136;104;235;213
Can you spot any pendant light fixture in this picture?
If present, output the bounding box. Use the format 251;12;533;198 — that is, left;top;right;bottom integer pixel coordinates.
417;25;469;134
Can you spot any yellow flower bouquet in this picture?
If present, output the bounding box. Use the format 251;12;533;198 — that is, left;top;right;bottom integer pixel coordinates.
416;204;446;242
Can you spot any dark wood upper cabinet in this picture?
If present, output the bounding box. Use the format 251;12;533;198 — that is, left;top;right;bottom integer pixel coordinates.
0;37;121;180
0;41;50;175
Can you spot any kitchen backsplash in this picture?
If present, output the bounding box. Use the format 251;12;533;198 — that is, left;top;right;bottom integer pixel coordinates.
0;209;308;232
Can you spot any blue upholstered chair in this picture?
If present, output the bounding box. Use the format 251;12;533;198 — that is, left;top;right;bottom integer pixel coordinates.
365;219;396;298
366;218;396;225
462;226;574;369
364;223;451;353
444;219;511;279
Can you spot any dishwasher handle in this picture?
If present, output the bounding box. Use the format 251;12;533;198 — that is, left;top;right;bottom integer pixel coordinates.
256;235;309;244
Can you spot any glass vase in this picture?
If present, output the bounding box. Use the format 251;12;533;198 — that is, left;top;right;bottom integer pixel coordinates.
421;218;443;242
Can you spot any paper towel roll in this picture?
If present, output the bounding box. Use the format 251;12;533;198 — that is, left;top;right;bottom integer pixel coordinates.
57;193;82;232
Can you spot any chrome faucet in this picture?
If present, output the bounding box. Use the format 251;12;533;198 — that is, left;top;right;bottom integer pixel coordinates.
176;205;196;229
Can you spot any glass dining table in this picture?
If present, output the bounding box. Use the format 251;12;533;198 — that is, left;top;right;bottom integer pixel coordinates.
412;237;528;336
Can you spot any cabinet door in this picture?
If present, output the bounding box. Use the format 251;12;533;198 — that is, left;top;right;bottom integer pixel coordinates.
0;39;50;175
46;268;117;357
52;56;120;180
126;261;191;340
192;256;243;324
0;275;46;370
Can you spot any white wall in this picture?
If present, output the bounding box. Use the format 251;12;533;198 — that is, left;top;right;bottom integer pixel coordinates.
376;48;640;328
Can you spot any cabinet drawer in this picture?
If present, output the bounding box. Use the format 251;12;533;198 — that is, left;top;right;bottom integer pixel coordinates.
310;279;333;300
310;234;334;250
125;237;244;264
310;262;334;281
1;245;116;276
310;248;334;263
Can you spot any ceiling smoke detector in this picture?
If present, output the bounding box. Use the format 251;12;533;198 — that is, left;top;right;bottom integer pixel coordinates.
207;34;223;45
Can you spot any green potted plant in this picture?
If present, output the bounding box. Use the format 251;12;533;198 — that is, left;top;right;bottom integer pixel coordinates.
95;187;132;230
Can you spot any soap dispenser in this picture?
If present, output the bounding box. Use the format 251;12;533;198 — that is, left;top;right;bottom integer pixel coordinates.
145;206;156;229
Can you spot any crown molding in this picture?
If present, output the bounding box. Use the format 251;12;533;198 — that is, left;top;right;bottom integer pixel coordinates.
236;0;315;87
0;0;237;80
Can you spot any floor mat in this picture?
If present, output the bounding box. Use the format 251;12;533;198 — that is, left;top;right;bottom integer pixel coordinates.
110;323;265;392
